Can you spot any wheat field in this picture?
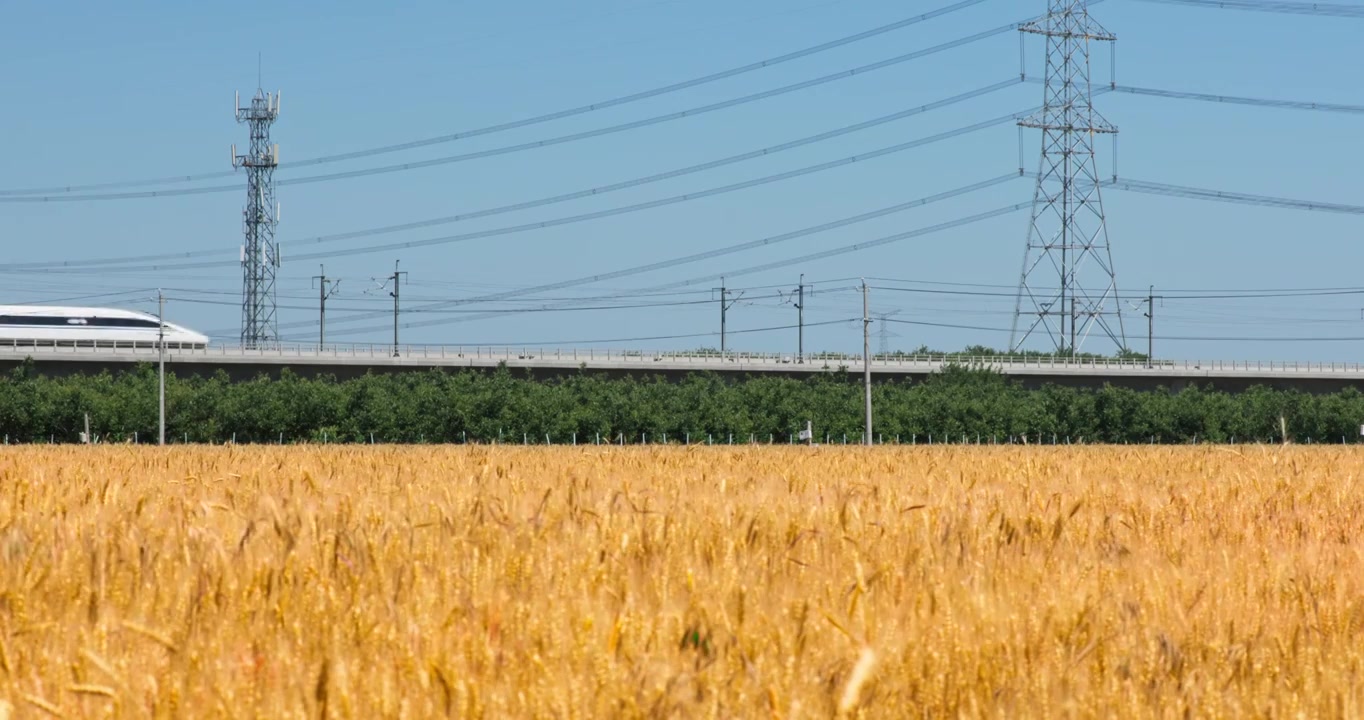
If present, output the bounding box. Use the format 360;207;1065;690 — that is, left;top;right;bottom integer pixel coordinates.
0;446;1362;718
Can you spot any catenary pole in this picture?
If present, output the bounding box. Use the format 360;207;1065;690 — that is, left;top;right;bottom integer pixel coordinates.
863;279;872;446
389;259;408;357
158;289;166;446
312;264;338;351
1147;284;1154;367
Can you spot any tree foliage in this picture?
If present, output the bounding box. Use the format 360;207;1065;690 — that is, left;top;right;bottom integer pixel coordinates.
0;361;1359;444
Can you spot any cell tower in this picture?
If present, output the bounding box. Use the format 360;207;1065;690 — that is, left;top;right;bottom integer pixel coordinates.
1009;0;1125;354
232;88;281;348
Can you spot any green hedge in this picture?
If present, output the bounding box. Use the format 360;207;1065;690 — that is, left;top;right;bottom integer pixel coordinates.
0;361;1359;444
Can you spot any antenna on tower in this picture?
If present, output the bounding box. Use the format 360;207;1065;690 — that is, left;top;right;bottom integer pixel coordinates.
1009;0;1125;355
233;81;282;349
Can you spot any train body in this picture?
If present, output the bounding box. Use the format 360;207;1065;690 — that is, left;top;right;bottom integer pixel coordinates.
0;305;209;349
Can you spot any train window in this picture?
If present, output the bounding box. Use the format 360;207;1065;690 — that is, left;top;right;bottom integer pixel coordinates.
0;315;157;328
0;316;61;326
89;317;160;329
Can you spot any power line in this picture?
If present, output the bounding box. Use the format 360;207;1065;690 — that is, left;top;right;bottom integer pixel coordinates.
8;123;1024;276
276;173;1022;336
1123;0;1364;17
0;1;989;198
0;15;1022;203
874;285;1364;301
869;275;1364;295
173;294;717;314
1162;289;1364;300
306;201;1031;339
224;284;858;338
274;278;1364;343
25;71;1360;206
379;318;858;348
655;204;1034;284
5;85;1026;270
1111;84;1364;115
1110;178;1364;214
885;318;1014;333
6;289;157;305
886;318;1364;343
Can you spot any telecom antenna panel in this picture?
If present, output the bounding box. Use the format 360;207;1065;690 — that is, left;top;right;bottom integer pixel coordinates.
232;88;281;348
1010;0;1125;354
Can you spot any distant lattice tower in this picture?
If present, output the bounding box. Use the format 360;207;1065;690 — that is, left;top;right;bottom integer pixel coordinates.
232;89;281;348
1010;0;1125;354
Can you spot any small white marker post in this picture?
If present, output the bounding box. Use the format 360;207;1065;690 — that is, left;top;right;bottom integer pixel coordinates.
798;420;813;447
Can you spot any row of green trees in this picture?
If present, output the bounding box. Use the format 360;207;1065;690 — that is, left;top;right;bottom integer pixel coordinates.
1;362;1361;444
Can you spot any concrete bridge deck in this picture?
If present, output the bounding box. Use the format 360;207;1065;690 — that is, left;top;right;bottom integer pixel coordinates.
1;342;1362;392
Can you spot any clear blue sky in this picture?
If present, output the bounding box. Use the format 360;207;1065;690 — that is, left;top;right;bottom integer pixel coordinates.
2;0;1360;360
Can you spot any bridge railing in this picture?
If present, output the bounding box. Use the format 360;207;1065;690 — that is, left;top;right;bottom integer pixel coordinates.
0;338;1362;373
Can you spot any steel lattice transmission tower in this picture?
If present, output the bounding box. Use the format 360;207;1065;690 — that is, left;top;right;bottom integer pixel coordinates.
232;89;281;348
1010;0;1125;354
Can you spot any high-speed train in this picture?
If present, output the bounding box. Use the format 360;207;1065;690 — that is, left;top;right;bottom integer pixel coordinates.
0;305;210;349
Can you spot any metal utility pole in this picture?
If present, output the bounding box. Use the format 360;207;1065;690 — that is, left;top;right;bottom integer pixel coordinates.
311;265;339;350
862;280;873;446
233;87;282;349
1010;0;1124;355
714;278;742;354
387;260;408;357
157;289;166;447
794;274;808;362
